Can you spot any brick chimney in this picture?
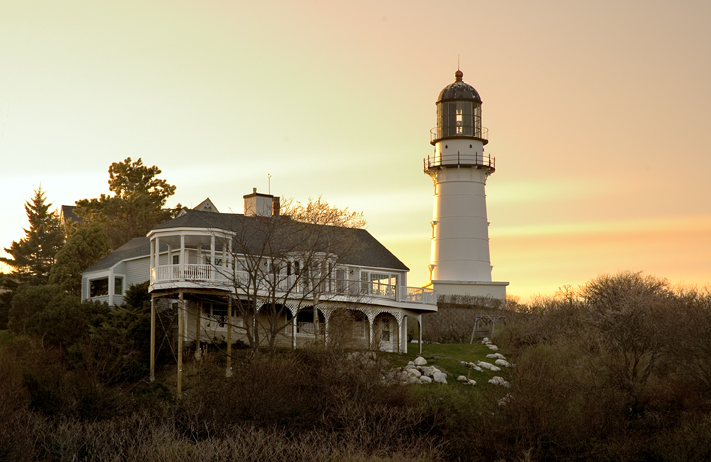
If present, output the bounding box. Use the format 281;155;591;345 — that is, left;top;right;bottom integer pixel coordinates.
243;188;274;217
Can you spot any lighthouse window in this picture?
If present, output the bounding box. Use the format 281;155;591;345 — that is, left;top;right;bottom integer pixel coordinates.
440;101;476;137
456;105;464;134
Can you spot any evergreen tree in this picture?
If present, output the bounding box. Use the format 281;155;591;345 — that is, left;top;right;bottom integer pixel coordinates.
0;187;65;285
74;158;180;250
49;223;111;296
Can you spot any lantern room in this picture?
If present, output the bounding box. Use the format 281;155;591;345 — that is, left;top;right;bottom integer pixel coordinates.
430;70;487;145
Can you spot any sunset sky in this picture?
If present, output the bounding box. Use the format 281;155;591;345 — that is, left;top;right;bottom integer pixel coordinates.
1;1;709;301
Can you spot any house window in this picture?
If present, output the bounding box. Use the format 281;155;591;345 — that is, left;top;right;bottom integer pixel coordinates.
172;255;179;265
360;271;398;297
204;302;228;327
381;319;391;342
90;277;109;297
114;277;123;295
353;311;367;338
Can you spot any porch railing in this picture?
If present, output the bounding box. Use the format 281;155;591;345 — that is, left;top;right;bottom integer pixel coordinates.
154;264;230;284
152;264;436;306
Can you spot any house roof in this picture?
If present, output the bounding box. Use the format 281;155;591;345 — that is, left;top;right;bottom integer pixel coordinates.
86;210;409;273
154;210;409;271
60;205;81;224
84;237;153;273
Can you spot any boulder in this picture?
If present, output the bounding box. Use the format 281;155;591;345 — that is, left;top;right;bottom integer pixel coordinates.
495;359;511;368
407;368;422;378
487;344;499;351
457;375;469;383
486;353;506;360
432;371;448;384
488;376;511;388
420;366;437;377
477;361;496;370
419;376;433;384
413;356;427;366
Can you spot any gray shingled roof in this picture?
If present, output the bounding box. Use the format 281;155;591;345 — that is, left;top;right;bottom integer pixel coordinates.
87;211;408;272
84;237;152;272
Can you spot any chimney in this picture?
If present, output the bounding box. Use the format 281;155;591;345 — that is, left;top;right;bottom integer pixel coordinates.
243;188;274;217
272;197;280;216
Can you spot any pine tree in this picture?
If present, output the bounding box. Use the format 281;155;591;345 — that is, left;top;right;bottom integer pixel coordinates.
74;158;180;250
0;187;66;285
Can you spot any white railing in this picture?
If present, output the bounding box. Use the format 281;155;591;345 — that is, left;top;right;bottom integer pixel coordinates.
154;264;230;284
399;286;436;305
152;265;436;306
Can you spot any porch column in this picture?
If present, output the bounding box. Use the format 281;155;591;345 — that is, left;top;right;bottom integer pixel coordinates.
167;242;172;279
180;235;185;279
323;309;331;347
368;317;374;350
210;235;216;278
195;302;201;360
292;315;297;350
150;239;155;276
418;315;422;356
395;316;403;353
222;236;228;272
150;296;155;382
401;315;408;354
226;296;233;377
177;292;184;396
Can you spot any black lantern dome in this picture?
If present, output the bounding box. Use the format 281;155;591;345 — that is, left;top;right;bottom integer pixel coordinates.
437;70;482;103
431;70;487;145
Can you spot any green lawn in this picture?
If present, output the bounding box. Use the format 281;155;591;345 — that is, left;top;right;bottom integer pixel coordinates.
387;342;511;387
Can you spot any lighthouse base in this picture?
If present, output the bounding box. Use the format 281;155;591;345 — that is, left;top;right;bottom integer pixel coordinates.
428;280;508;301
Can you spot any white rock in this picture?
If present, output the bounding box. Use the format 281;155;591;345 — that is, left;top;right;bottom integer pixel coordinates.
407;368;422;378
465;362;483;372
481;337;490;345
488;376;510;388
495;359;511;368
467;379;477;386
419;376;433;384
420;366;437;377
486;353;506;360
457;375;469;383
476;361;496;370
406;375;420;384
413;356;427;366
433;371;448;384
407;361;415;367
487;344;499;351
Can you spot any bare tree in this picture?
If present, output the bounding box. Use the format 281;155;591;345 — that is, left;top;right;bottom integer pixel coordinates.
280;196;366;229
579;271;679;413
193;200;369;354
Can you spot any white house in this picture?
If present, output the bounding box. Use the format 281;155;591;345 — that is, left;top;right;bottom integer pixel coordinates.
82;190;437;362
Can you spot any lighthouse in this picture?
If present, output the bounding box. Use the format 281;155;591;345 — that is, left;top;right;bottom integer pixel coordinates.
424;70;508;300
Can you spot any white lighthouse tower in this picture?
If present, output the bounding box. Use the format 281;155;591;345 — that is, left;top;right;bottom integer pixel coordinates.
424;70;508;300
